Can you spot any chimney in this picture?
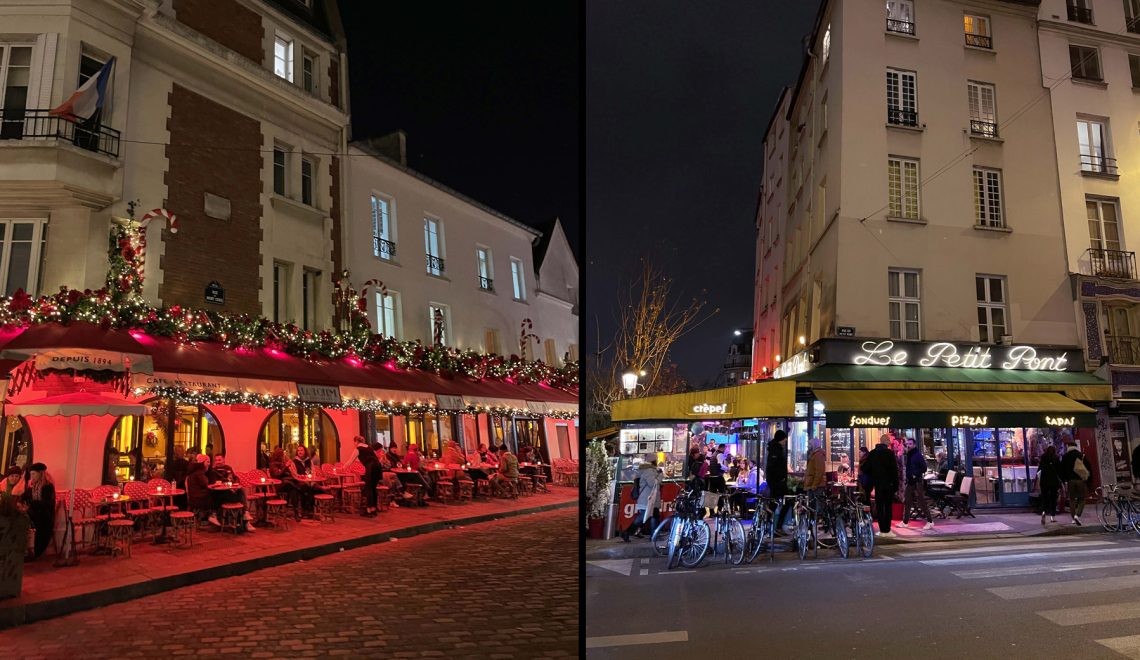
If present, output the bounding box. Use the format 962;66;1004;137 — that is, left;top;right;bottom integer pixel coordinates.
366;130;407;166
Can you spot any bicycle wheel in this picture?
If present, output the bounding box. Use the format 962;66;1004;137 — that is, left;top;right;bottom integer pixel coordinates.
680;520;710;568
1101;500;1122;533
794;514;810;561
815;512;837;549
859;511;875;558
726;518;746;565
666;518;684;569
835;513;850;559
746;511;771;564
652;517;673;557
1127;500;1140;535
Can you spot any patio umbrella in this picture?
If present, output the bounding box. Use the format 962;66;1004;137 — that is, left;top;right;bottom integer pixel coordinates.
5;392;147;566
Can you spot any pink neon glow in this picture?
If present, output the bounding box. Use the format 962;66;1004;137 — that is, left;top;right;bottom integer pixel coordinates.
346;356;362;367
504;377;515;384
384;361;398;371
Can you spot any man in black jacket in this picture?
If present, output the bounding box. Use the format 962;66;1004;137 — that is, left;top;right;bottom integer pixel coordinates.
766;430;789;535
901;438;934;530
1060;437;1093;526
866;434;900;537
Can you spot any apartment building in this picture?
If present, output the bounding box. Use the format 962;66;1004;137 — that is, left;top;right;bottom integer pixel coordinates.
753;88;792;380
344;136;578;367
0;0;347;328
1040;0;1140;485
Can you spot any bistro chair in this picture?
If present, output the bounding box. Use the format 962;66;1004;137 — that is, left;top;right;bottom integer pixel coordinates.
457;481;474;502
122;481;156;539
238;471;267;521
435;479;455;503
404;483;426;507
220;502;245;534
341;482;362;514
531;473;549;493
475;479;492;499
169;511;196;548
264;498;291;530
946;476;976;519
107;519;135;558
313;493;336;522
69;489;103;553
516;475;533;496
320;464;345;509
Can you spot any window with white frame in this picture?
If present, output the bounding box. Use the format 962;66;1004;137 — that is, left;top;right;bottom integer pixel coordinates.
973;168;1004;227
510;258;527;301
428;303;449;346
887;157;920;219
1069;44;1101;81
886;69;917;126
888;268;921;340
1077;119;1111;173
274;34;294;82
301;268;319;331
300;156;314;206
476;246;493;290
424;217;444;275
273;146;287;195
1087;197;1122;252
0;220;46;297
963;14;991;48
967;81;997;137
371;194;394;259
1128;0;1140;32
0;45;33;140
375;290;400;339
301;48;317;94
886;0;915;34
976;275;1007;344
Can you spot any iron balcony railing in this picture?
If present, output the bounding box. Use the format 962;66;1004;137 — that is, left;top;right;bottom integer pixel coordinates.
0;108;120;157
1080;155;1118;175
1084;247;1137;279
1106;335;1140;365
1067;3;1093;24
1128;15;1140;34
886;18;915;35
373;237;396;258
970;119;998;138
426;254;446;275
887;107;919;127
478;275;493;291
965;33;992;49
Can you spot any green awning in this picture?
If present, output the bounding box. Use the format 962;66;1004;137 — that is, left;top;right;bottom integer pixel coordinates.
815;389;1097;428
793;365;1112;402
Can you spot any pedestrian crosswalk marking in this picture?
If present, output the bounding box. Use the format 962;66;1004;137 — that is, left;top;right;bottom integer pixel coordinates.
1038;601;1140;626
955;555;1140;579
899;540;1111;558
920;546;1136;566
988;574;1140;601
1096;634;1140;659
586;559;634;576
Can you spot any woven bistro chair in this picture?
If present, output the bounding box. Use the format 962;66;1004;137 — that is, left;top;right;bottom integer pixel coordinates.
122;481;156;539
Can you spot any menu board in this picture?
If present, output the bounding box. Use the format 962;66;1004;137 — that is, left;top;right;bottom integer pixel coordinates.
620;428;674;455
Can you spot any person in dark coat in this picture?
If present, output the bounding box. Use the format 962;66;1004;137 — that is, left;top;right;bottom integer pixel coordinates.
857;447;872;497
185;458;212;520
766;430;790;535
343;435;382;516
901;437;934;530
866;435;900;536
21;463;55;560
1060;437;1093;525
1038;444;1062;524
1132;442;1140;484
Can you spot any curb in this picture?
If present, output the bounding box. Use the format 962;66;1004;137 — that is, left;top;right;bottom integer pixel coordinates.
0;500;576;629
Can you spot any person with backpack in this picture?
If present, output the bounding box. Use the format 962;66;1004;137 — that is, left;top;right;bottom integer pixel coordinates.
867;434;900;537
621;457;662;542
1060;436;1093;526
1038;444;1062;524
766;430;790;535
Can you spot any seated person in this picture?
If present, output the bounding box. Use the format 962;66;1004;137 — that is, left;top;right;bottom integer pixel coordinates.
205;454;254;532
476;443;499;467
440;440;473;485
269;447;302;521
186;457;212;520
287;445;325;517
2;465;24;496
491;445;520;496
399;443;434;503
374;442;404;505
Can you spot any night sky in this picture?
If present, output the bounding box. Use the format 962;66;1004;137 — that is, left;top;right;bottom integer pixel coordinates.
339;2;579;258
586;2;819;385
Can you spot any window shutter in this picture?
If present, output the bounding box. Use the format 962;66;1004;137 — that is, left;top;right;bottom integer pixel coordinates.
29;33;58;110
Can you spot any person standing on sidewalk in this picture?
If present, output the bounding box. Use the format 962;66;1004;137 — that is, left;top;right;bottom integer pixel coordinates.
803;441;826;494
900;438;934;530
706;444;728;496
867;435;899;537
1038;444;1062;524
621;457;661;542
1060;436;1093;526
767;430;790;535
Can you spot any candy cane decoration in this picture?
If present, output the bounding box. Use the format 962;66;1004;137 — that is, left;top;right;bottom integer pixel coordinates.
519;318;540;361
133;209;179;276
357;279;388;314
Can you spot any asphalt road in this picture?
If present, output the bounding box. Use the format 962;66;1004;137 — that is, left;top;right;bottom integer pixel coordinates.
0;508;578;659
587;531;1140;659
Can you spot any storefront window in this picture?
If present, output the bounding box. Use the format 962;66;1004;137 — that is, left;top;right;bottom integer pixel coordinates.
0;416;30;474
514;418;546;462
620;424;686;482
360;411;393;448
260;408;339;464
104;401;223;484
487;415;511;451
406;413;457;457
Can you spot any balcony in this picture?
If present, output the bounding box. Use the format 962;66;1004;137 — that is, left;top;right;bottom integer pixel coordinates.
970;119;998;138
373;236;396;259
1084;247;1137;279
478;275;494;292
1080;155;1118;176
886;18;915;35
1066;3;1093;24
887;107;919;127
1106;335;1140;365
0;109;120;158
965;33;992;49
426;254;446;276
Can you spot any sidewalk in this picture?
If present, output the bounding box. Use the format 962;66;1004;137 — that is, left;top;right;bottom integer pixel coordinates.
585;510;1107;561
0;488;578;629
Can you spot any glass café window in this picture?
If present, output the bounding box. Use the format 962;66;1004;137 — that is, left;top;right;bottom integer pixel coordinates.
104;402;223;484
514;418;546;461
621;425;685;482
259;408;339;465
406;412;460;458
0;416;30;474
360;411;394;449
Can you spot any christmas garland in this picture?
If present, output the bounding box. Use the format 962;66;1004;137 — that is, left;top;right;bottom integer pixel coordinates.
1;223;579;391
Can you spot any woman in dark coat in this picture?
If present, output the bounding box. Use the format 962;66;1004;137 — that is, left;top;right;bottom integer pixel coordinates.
185;458;212;519
1038;444;1062;524
21;463;56;559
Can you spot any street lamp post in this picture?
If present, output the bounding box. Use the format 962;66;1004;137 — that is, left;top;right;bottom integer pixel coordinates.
622;369;647;397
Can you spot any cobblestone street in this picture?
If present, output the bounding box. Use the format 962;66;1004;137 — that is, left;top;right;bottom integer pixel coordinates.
0;508;579;659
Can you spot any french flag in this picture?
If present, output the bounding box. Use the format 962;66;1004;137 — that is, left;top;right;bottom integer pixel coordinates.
49;56;115;122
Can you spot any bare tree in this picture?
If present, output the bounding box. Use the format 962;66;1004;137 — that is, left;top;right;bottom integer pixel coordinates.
586;259;716;432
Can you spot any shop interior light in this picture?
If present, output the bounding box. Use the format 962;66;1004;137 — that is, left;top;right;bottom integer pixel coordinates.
799;336;806;345
775;354;781;362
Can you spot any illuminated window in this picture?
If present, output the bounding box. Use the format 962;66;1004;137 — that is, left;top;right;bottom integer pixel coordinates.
274;34;294;81
259;408;339;464
510;258;526;301
887;157;920;219
967;81;997;137
375;290;400;339
888;268;921;340
973;168;1003;228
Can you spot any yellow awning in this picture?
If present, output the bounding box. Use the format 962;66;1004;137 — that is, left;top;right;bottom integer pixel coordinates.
814;389;1095;428
611;380;796;422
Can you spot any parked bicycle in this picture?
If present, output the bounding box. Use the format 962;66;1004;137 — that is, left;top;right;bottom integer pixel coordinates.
707;492;746;565
811;488;850;559
744;494;777;564
839;485;874;558
1097;483;1140;534
664;485;710;569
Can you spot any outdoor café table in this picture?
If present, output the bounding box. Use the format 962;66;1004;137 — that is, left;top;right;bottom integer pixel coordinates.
391;467;428;504
252;478;281;523
93;494;131;554
148;488;185;544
